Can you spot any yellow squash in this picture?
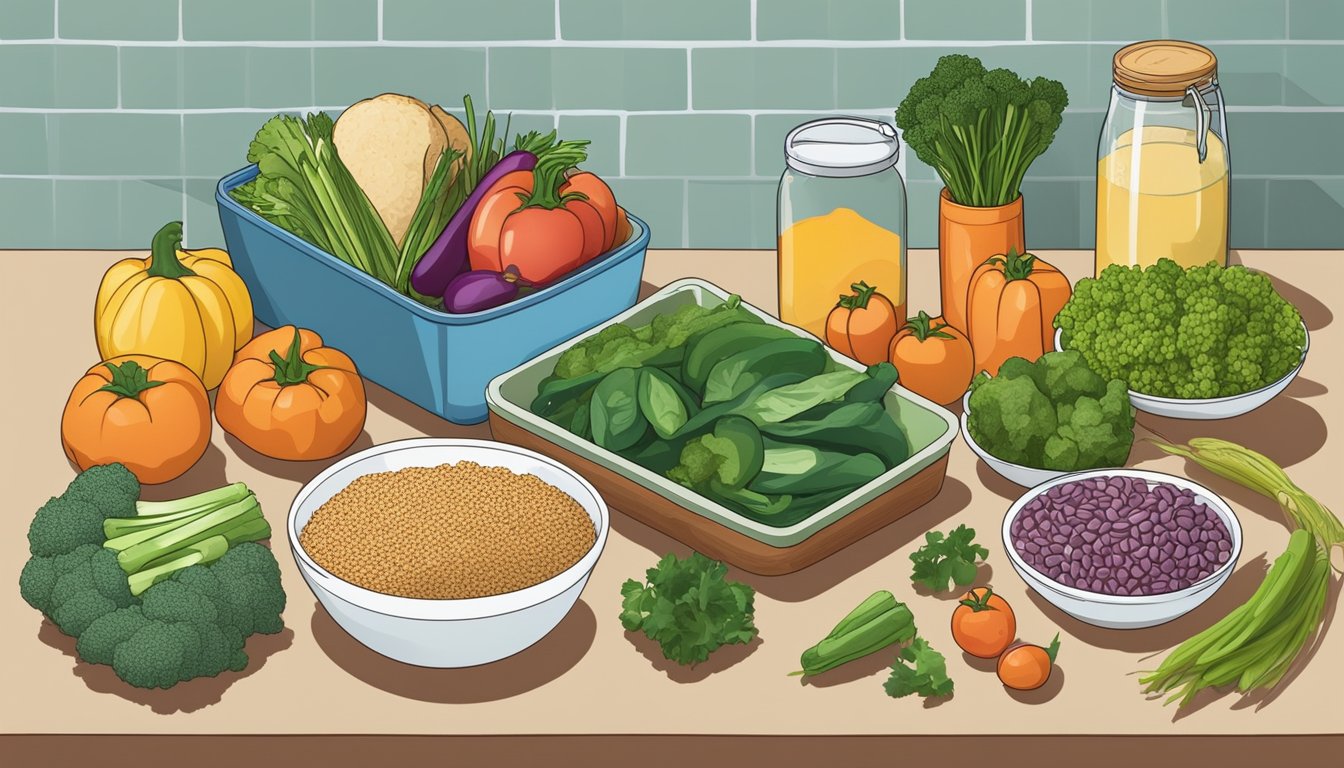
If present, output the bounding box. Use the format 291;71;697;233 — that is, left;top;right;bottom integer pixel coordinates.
95;221;253;390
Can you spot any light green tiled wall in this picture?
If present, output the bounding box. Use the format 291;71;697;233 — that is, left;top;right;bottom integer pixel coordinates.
1;0;1340;249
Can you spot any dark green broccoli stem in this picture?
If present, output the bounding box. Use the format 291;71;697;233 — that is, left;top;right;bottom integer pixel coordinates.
113;497;268;574
904;310;957;342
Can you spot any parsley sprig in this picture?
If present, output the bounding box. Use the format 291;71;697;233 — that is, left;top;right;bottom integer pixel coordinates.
619;552;758;666
909;524;989;592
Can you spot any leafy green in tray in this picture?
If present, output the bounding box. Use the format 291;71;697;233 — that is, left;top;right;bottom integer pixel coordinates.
620;552;758;666
532;296;914;527
909;524;988;592
884;637;954;699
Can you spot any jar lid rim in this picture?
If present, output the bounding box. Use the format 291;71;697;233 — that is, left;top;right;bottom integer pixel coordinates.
784;117;900;178
1113;40;1218;97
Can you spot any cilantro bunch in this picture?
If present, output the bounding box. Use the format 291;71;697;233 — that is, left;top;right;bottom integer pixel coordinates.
884;637;954;700
909;524;989;593
620;552;758;666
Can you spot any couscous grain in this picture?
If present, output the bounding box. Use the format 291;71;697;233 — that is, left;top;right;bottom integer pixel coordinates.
299;461;595;599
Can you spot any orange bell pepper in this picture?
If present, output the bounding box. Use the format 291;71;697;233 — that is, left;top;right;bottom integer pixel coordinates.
965;249;1072;376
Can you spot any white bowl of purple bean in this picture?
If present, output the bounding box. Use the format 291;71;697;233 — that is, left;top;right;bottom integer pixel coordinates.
1002;469;1242;629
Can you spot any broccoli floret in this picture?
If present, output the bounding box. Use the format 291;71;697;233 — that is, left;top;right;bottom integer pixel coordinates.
75;552;283;690
37;545;135;636
207;543;287;635
62;464;139;520
666;437;723;488
1038;350;1107;402
27;497;106;557
113;622;206;689
18;555;59;613
966;374;1056;465
77;606;152;665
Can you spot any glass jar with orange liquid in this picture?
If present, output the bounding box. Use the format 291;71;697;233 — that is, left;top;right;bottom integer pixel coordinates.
1096;40;1230;276
778;118;907;339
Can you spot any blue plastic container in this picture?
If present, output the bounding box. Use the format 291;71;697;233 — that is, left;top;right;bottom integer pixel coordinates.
215;165;650;425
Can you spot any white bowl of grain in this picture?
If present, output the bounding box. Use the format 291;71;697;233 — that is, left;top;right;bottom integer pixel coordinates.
287;437;609;668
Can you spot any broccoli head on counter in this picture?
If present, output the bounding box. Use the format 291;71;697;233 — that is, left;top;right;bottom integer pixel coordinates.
18;463;287;690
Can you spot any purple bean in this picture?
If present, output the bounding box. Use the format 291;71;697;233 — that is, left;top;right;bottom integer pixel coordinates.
1009;476;1232;596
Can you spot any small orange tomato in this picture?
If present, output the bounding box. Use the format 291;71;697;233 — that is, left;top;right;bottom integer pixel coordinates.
997;634;1061;691
825;281;900;365
951;587;1017;659
215;326;366;461
888;312;975;405
61;355;211;484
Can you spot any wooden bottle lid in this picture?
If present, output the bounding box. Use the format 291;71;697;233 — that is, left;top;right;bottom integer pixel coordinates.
1112;40;1217;97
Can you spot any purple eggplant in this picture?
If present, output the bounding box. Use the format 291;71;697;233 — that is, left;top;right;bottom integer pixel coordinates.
410;150;539;297
443;266;530;313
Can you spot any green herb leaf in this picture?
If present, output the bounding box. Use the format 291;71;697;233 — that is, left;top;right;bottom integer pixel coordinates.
884;637;954;699
909;524;989;592
618;552;758;666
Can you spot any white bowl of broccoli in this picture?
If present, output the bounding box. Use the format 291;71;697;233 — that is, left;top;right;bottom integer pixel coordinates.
960;351;1136;488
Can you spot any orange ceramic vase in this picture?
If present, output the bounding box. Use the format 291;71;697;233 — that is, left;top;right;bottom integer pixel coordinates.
938;188;1025;334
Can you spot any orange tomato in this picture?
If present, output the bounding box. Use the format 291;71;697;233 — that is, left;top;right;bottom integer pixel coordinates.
215;326;366;461
612;206;633;247
888;311;975;405
561;171;619;252
966;249;1072;376
467;170;534;272
951;587;1017;659
61;355;211;484
825;281;901;366
468;160;609;284
565;197;607;262
499;207;587;284
997;634;1061;691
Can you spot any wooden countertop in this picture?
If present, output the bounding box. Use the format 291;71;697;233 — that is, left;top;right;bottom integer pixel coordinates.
3;248;1340;764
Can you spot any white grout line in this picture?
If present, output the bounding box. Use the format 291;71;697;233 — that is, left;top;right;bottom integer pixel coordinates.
177;0;183;41
179;113;188;242
750;0;758;42
6;37;1342;48
686;48;694;109
618;113;627;176
899;0;906;41
53;0;59;38
554;0;561;40
1025;0;1033;41
3;105;1340;116
1160;0;1169;37
681;179;690;247
377;0;384;41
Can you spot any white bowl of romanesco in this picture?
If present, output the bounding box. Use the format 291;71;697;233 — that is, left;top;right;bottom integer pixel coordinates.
1054;323;1309;421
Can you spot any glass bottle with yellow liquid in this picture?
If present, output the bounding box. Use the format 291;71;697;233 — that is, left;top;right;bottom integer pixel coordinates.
778;118;907;338
1096;40;1230;276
